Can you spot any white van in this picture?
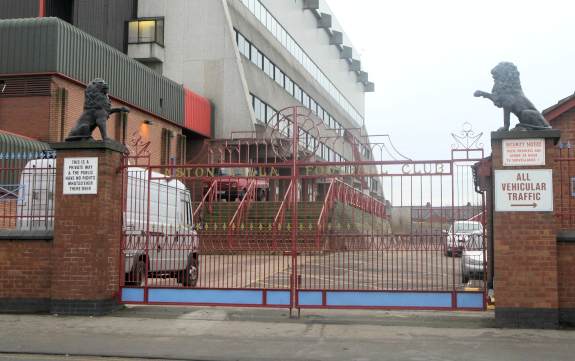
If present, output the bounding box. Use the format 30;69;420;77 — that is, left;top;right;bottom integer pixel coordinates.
17;159;199;287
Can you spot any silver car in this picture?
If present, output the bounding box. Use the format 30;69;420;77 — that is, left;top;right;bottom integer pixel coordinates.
445;221;483;257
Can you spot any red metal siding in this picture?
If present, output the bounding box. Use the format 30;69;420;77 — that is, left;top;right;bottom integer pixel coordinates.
184;88;211;138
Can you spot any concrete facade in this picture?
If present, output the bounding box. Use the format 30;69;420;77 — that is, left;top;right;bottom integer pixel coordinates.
133;0;372;163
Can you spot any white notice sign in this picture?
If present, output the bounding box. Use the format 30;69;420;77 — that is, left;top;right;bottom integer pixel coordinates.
495;169;553;212
63;157;98;195
502;138;545;166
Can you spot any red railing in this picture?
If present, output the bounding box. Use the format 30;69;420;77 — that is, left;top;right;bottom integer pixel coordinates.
316;179;387;249
227;180;257;246
193;180;218;225
272;180;294;248
316;179;337;249
335;180;386;219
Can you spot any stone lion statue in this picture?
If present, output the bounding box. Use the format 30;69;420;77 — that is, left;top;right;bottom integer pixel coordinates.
66;78;129;141
474;62;550;131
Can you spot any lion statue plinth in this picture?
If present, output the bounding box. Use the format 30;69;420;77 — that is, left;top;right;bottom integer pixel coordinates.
66;78;129;142
474;62;550;131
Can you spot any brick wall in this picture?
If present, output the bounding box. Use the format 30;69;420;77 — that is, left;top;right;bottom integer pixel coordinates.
551;109;575;144
0;199;16;229
558;242;575;325
492;134;560;328
0;75;184;164
50;145;123;311
0;96;51;141
50;77;182;165
0;240;52;312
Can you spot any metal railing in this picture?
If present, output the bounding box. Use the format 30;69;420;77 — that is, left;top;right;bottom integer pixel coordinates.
227;180;257;247
0;151;56;232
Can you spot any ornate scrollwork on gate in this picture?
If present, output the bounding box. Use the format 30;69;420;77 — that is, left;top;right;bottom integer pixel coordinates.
267;106;322;161
451;122;483;150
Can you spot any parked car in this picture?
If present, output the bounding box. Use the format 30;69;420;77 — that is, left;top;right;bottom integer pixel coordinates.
444;220;483;257
205;167;269;201
17;159;199;287
461;249;485;284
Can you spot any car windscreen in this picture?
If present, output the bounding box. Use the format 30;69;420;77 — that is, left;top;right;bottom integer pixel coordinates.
454;222;482;233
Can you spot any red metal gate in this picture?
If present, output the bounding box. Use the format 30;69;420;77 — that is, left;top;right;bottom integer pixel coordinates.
119;108;487;311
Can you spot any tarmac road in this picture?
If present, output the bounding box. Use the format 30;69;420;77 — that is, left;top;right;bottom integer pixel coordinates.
0;306;573;361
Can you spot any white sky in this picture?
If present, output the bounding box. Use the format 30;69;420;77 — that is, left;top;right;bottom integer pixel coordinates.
327;0;575;160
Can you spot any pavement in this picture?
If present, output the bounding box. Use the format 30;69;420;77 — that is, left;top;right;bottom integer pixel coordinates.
0;306;574;361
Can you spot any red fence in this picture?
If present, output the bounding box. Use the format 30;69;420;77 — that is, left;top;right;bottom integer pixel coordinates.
119;109;487;310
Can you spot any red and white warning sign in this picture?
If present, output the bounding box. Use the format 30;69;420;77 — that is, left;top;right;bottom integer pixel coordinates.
502;138;545;166
495;169;553;212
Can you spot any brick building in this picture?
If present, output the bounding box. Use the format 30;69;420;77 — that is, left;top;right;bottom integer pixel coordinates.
543;93;575;143
0;17;211;164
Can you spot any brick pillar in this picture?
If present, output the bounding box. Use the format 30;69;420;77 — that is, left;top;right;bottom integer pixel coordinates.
491;130;561;328
50;141;126;315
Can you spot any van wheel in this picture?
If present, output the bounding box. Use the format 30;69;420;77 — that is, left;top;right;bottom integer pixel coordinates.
179;257;198;287
126;259;146;286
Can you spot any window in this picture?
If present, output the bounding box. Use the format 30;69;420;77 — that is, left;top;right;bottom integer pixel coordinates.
284;76;294;96
127;18;165;46
302;92;309;108
295;85;302;103
176;134;187;164
310;98;317;115
250;46;262;68
237;32;250;57
238;1;365;127
266;104;276;123
161;128;173;165
274;67;284;87
263;57;274;78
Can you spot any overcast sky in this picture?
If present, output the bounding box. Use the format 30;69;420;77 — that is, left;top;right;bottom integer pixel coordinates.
327;0;575;160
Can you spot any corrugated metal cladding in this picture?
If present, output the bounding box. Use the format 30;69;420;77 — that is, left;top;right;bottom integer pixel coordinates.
73;0;136;51
0;130;50;154
0;17;185;125
184;88;212;138
0;0;39;19
0;130;51;187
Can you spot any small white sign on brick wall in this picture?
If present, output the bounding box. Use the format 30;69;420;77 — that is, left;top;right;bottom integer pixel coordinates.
502;138;545;166
494;169;553;212
63;157;98;195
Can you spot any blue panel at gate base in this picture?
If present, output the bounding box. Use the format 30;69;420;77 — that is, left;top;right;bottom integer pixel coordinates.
121;288;144;302
267;291;290;305
148;289;263;304
457;293;483;309
298;291;323;306
326;292;452;308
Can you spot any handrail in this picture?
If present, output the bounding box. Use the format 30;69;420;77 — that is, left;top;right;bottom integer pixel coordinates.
271;180;293;249
273;181;293;227
227;180;257;246
315;178;337;249
332;179;387;219
193;180;217;223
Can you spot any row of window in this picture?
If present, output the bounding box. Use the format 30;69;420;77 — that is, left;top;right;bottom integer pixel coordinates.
238;0;364;127
251;94;346;164
238;29;371;161
236;29;344;135
252;94;377;192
